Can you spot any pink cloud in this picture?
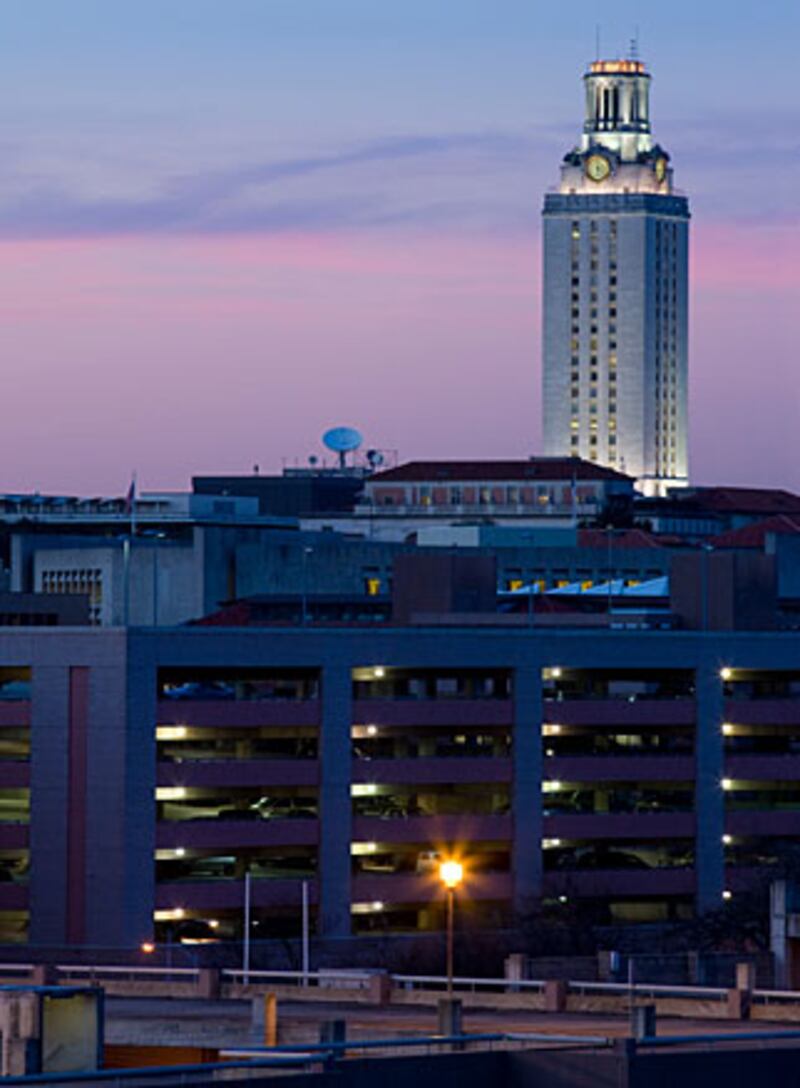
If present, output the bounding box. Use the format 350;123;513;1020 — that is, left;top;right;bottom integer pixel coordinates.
0;223;795;496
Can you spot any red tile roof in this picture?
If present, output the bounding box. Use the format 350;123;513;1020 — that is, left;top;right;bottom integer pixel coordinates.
578;528;663;549
685;487;800;514
367;459;632;484
710;515;800;549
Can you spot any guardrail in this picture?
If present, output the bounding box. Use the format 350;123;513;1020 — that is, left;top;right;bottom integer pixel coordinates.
566;980;728;1000
225;968;373;989
6;963;800;1021
391;974;545;994
58;966;198;978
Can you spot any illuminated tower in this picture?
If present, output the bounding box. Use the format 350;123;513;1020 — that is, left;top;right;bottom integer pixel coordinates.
542;58;690;496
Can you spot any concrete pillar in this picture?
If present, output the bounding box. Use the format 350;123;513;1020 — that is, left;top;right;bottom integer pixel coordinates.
543;979;567;1012
29;966;56;986
87;633;155;948
367;971;392;1005
695;662;725;913
196;968;220;1000
726;988;751;1020
29;666;71;945
505;952;529;986
630;1004;656;1040
736;962;756;992
512;664;543;914
319;664;352;937
437;998;463;1037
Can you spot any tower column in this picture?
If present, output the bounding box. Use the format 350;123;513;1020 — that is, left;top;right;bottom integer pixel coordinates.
319;663;352;937
695;662;725;913
512;663;543;914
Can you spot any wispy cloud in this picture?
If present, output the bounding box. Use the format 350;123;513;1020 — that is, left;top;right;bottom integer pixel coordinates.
0;114;795;239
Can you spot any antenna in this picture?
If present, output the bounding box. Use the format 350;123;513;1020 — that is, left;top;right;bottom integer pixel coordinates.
629;27;640;60
595;24;601;60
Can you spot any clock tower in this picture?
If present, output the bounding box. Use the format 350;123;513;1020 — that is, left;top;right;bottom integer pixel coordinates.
541;58;690;496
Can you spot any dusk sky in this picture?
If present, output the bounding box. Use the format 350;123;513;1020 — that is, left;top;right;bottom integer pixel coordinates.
1;0;798;494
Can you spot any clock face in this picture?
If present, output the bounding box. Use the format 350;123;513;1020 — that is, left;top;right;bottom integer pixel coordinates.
586;154;611;182
655;157;667;183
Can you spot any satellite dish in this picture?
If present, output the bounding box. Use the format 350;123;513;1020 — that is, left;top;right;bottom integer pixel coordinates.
323;426;363;468
366;449;385;469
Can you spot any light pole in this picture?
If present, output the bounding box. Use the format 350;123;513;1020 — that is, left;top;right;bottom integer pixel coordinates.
301;546;313;625
439;859;463;995
243;871;252;984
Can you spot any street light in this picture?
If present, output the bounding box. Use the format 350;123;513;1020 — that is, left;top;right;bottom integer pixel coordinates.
301;546;314;625
439;859;463;995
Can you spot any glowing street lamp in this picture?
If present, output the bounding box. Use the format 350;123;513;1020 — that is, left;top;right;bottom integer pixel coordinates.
439;859;463;995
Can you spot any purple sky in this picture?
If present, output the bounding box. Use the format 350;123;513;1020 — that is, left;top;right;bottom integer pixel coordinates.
0;1;798;495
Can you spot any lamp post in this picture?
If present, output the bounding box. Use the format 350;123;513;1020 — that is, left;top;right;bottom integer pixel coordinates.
301;546;313;625
439;859;463;995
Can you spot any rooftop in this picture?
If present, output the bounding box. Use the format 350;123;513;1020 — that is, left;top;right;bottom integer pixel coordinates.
578;528;663;549
679;487;800;515
711;514;800;549
368;459;632;485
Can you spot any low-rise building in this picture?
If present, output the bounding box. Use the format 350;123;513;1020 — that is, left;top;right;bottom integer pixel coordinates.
302;459;635;541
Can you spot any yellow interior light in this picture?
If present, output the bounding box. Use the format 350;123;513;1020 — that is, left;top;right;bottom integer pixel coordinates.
156;787;187;801
157;726;188;741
